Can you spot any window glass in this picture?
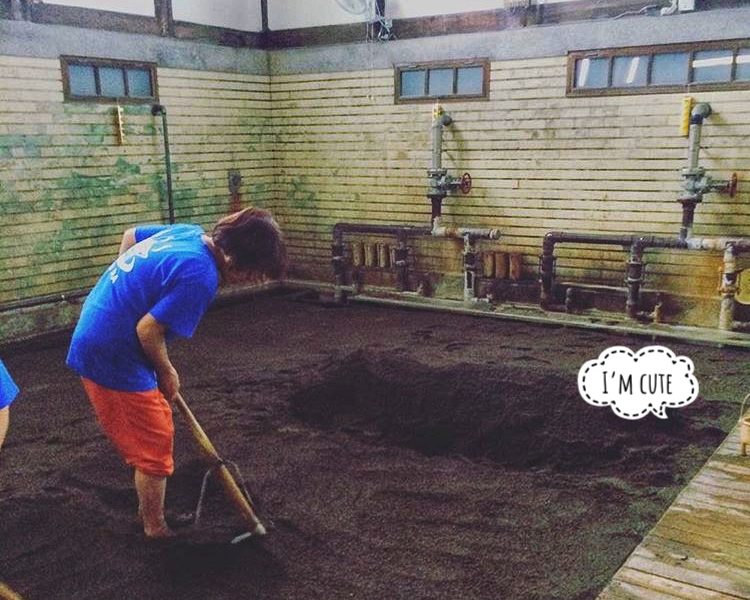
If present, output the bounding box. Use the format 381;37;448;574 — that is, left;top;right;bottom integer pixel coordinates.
99;67;125;97
456;66;483;95
126;68;152;97
691;49;733;83
575;57;608;88
737;48;750;81
68;64;96;96
651;52;689;85
612;55;648;87
400;70;425;97
428;68;454;97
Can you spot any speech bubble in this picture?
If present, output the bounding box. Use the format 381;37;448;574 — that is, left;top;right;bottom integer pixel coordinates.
578;346;699;420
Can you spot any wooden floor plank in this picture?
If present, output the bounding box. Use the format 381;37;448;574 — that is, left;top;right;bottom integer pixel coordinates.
599;578;692;600
657;514;750;551
616;567;746;600
598;423;750;599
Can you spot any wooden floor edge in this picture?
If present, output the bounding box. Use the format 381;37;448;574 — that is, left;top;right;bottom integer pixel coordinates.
597;420;750;599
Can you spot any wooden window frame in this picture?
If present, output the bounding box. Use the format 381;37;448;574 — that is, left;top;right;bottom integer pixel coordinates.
394;58;490;104
567;39;750;97
61;56;158;104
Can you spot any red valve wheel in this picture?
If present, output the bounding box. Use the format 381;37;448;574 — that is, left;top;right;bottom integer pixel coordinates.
460;172;472;194
729;172;738;198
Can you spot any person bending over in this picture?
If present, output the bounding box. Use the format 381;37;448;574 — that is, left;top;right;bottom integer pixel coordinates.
0;359;20;452
66;207;286;538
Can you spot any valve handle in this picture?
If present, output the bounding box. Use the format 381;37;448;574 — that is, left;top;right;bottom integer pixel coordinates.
459;172;472;194
729;172;738;198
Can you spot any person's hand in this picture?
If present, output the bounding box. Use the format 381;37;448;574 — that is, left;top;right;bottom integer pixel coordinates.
157;365;180;402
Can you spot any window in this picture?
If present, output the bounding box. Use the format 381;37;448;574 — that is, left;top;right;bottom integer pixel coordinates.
62;56;157;103
395;60;489;103
568;40;750;96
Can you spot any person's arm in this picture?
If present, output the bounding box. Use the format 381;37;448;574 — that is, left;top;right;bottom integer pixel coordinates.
118;228;137;256
0;406;9;452
136;313;180;401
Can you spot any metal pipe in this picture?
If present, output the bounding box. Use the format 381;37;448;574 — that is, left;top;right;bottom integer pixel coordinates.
678;102;712;240
331;240;346;303
687;237;750;252
679;201;697;241
151;104;175;225
331;223;432;301
540;231;637;307
463;235;478;302
0;288;89;313
687;103;711;170
718;244;737;331
427;105;454;225
333;223;432;239
626;244;644;319
431;109;452;171
395;230;409;292
431;217;499;241
540;232;689;317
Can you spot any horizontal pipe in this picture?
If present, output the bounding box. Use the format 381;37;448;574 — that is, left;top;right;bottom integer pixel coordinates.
0;288;90;313
687;237;750;252
333;223;432;244
543;231;637;249
432;222;500;240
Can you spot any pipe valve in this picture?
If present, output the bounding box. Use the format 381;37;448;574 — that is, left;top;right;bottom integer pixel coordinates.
427;170;471;198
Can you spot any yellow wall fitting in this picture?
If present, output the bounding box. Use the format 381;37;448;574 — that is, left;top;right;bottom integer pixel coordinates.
432;102;443;121
680;96;693;137
115;104;125;145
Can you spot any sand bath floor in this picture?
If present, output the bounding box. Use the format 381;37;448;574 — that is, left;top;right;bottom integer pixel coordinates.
0;292;745;599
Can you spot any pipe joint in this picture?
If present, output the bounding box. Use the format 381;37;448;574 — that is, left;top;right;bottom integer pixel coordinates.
690;102;712;124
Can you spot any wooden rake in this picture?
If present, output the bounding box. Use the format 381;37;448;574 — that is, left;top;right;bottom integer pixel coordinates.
174;393;267;542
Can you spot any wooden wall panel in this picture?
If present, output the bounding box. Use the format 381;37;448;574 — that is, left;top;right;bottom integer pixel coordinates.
0;58;273;304
270;57;750;301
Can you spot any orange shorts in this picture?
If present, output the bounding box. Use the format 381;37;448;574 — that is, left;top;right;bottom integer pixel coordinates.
81;378;174;477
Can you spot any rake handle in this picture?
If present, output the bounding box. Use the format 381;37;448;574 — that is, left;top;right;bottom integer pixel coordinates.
173;393;265;534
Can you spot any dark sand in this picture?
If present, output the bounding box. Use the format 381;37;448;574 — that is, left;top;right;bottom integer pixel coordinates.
0;291;746;599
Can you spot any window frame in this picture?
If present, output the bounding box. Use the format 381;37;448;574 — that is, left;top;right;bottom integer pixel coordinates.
394;58;490;104
61;56;158;104
567;39;750;97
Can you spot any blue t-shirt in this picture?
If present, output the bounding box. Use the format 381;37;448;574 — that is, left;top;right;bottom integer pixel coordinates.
0;359;19;410
66;224;220;392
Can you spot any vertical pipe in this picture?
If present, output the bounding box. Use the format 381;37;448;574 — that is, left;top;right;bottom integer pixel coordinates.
718;244;737;331
626;243;645;319
332;227;346;303
686;118;703;171
463;235;478;302
679;202;696;241
679;103;711;240
152;104;175;224
539;235;556;307
431;109;452;171
395;231;409;292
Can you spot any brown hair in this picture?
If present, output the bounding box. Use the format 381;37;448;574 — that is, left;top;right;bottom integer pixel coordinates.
212;207;287;279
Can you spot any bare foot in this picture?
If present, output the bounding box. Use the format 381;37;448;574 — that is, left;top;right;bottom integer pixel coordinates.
144;523;175;539
137;508;193;529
